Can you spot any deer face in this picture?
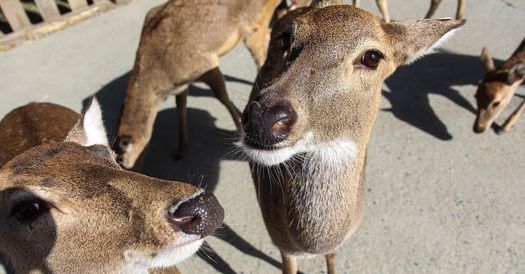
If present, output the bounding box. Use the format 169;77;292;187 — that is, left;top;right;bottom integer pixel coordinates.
241;5;464;166
0;101;223;273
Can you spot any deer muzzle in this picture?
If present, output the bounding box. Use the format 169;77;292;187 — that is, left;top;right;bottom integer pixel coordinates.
166;192;224;238
242;101;297;149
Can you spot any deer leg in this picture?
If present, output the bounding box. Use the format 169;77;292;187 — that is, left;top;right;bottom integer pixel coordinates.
199;67;242;130
501;99;525;132
326;252;337;274
281;252;298;274
149;265;181;274
353;0;360;7
375;0;390;23
175;88;189;160
456;0;466;19
244;26;270;70
425;0;442;19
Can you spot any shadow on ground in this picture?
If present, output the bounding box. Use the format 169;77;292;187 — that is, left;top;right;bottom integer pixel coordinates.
382;50;505;140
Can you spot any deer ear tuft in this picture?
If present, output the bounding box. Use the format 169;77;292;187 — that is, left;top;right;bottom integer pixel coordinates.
384;18;465;66
65;97;109;147
506;62;525;85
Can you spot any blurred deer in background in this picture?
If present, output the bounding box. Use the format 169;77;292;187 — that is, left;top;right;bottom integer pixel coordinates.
0;100;224;273
473;38;525;133
240;0;464;273
114;0;310;170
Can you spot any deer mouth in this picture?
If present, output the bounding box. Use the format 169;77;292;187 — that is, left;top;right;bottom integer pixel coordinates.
151;234;204;266
240;132;314;166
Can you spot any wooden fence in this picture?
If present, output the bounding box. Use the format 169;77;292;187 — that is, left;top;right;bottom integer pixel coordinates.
0;0;128;50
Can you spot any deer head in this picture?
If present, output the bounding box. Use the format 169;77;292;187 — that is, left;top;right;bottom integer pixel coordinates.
242;4;465;166
0;100;223;273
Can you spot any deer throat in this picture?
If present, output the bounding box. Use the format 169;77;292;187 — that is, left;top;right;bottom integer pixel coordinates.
253;139;366;255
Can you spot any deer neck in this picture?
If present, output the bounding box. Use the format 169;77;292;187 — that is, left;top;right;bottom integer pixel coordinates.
254;137;368;254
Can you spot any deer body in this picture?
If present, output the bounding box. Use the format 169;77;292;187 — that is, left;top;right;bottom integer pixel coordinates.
0;102;78;167
240;1;464;273
115;0;290;169
474;38;525;133
0;101;223;273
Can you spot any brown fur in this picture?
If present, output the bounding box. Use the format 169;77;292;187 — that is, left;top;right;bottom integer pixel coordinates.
0;103;79;167
353;0;466;23
473;38;525;133
0;101;223;273
115;0;312;169
241;1;464;273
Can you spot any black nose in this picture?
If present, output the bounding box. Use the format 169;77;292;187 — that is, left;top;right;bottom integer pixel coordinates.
167;193;224;238
242;101;296;148
112;135;131;155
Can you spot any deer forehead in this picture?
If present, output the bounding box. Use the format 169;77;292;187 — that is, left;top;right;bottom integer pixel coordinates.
294;6;388;49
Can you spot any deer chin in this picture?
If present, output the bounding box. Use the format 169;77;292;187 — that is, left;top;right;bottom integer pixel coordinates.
122;234;203;273
240;132;315;166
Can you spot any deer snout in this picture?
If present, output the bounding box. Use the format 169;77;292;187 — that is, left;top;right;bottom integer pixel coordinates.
242;101;296;149
167;193;224;238
113;135;131;156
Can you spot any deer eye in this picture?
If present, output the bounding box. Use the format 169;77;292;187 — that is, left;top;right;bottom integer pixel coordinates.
360;50;384;69
11;199;49;225
492;101;501;108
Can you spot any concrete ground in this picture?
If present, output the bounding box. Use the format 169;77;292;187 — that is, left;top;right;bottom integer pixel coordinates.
1;0;524;273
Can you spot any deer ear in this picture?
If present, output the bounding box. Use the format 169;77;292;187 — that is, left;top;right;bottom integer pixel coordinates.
384;18;466;66
65;97;109;147
480;47;495;72
506;62;525;85
310;0;342;8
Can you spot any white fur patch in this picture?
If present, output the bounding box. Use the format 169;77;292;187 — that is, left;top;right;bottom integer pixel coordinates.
121;235;203;274
83;98;109;146
241;133;315;166
241;133;358;168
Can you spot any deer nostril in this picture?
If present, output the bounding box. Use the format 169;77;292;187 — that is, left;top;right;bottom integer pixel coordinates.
167;192;224;238
243;101;296;148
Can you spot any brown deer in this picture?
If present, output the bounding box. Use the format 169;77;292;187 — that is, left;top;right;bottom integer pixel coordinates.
353;0;466;23
0;100;224;273
113;0;308;169
240;1;464;273
473;38;525;133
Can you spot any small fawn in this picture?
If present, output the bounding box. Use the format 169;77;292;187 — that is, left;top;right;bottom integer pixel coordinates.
240;0;464;273
473;38;525;133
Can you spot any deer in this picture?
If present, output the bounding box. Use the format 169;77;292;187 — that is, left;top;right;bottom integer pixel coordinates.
239;0;465;273
0;100;224;273
353;0;466;23
113;0;310;170
473;38;525;133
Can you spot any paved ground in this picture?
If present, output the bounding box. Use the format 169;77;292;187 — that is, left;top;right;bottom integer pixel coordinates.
1;0;524;273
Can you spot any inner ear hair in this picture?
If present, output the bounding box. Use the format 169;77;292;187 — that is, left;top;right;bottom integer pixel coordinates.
507;62;525;84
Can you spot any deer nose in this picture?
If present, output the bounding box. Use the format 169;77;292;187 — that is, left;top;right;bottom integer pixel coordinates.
167;192;224;238
242;101;296;148
112;135;131;156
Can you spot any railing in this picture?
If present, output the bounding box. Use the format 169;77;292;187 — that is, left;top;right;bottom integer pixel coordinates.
0;0;128;51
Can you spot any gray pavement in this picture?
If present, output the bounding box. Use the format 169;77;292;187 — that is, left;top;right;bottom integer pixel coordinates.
0;0;524;273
